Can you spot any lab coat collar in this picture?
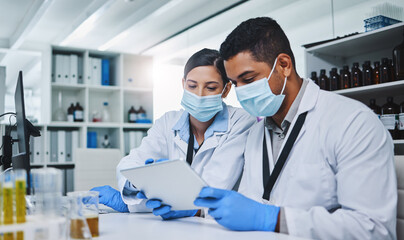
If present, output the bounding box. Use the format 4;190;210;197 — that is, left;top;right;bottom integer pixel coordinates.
272;79;318;161
296;79;319;115
172;103;229;147
172;103;229;153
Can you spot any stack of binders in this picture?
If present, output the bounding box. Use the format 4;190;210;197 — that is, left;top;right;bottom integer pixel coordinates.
87;57;111;86
53;54;83;84
47;130;80;164
124;130;147;155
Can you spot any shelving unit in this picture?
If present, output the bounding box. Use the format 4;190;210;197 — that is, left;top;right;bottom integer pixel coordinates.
0;46;155;193
49;45;153;157
304;23;404;155
11;46;154;171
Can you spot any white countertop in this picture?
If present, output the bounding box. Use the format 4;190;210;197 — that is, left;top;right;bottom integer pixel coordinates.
98;213;310;240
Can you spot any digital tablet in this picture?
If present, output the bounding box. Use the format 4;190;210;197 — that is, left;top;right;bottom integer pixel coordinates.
120;159;208;210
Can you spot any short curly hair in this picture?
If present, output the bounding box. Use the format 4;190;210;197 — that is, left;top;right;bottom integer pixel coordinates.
220;17;295;69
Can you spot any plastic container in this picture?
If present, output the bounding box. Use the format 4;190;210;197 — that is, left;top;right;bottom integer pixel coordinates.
364;15;401;32
102;102;110;122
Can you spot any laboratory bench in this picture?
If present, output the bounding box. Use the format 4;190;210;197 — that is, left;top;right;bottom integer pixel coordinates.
98;212;311;240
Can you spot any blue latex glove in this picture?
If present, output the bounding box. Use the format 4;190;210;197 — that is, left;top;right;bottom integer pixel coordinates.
145;199;198;220
145;158;169;165
194;187;280;231
90;185;129;213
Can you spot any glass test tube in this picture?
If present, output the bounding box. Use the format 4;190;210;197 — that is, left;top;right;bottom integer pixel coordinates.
15;169;26;240
2;171;14;240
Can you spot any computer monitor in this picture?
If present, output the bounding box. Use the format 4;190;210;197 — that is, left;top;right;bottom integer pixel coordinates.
11;71;40;193
12;71;30;170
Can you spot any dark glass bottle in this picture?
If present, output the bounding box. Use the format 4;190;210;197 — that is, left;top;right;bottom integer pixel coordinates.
362;61;373;85
393;28;404;80
373;61;381;84
128;106;137;123
340;65;351;89
67;103;75;122
74;102;84;122
400;101;404;139
311;71;318;85
318;69;328;90
368;99;381;117
137;106;147;120
381;97;399;139
388;59;396;82
329;68;339;90
351;62;363;87
380;58;390;83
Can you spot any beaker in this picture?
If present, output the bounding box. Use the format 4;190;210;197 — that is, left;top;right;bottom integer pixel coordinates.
31;168;67;240
31;168;63;216
67;191;99;239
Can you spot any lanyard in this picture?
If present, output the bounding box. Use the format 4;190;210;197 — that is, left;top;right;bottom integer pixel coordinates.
186;120;194;165
262;111;308;201
186;120;205;165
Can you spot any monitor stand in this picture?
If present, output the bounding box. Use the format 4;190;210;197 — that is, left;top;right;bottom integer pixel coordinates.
0;135;12;170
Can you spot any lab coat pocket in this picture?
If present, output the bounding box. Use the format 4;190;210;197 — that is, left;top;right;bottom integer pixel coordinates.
292;161;333;207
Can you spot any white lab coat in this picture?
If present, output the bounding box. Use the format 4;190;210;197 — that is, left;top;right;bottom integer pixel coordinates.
117;105;255;212
239;80;397;240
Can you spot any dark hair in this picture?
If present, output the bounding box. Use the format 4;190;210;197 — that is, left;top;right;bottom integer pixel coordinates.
184;48;228;85
220;17;295;69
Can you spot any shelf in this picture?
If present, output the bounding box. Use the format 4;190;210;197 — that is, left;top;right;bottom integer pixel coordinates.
86;122;121;128
122;123;153;129
87;84;121;92
332;80;404;98
47;163;75;167
395;140;404;145
49;121;85;127
51;82;86;90
123;87;153;93
306;22;404;58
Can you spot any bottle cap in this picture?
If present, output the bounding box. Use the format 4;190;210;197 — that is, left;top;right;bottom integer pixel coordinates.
104;102;108;106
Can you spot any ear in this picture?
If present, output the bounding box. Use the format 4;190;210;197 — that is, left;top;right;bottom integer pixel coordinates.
182;78;185;89
221;82;232;98
277;53;293;78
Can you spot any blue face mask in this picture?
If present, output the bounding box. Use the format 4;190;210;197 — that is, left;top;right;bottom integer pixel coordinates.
180;87;225;122
235;58;287;117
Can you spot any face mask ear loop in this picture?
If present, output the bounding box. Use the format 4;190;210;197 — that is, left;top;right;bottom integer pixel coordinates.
221;82;228;97
268;57;278;79
280;76;287;95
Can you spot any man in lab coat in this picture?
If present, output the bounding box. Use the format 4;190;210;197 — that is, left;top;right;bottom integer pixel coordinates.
194;17;397;239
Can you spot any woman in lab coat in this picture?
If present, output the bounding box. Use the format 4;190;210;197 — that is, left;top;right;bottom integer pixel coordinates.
93;48;255;217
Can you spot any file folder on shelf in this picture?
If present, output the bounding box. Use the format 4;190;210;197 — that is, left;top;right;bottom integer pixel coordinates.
65;131;72;163
78;56;83;84
72;130;79;161
63;55;70;84
90;57;102;85
70;54;78;84
50;131;58;163
101;59;110;86
58;130;66;163
33;135;42;164
55;54;63;83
